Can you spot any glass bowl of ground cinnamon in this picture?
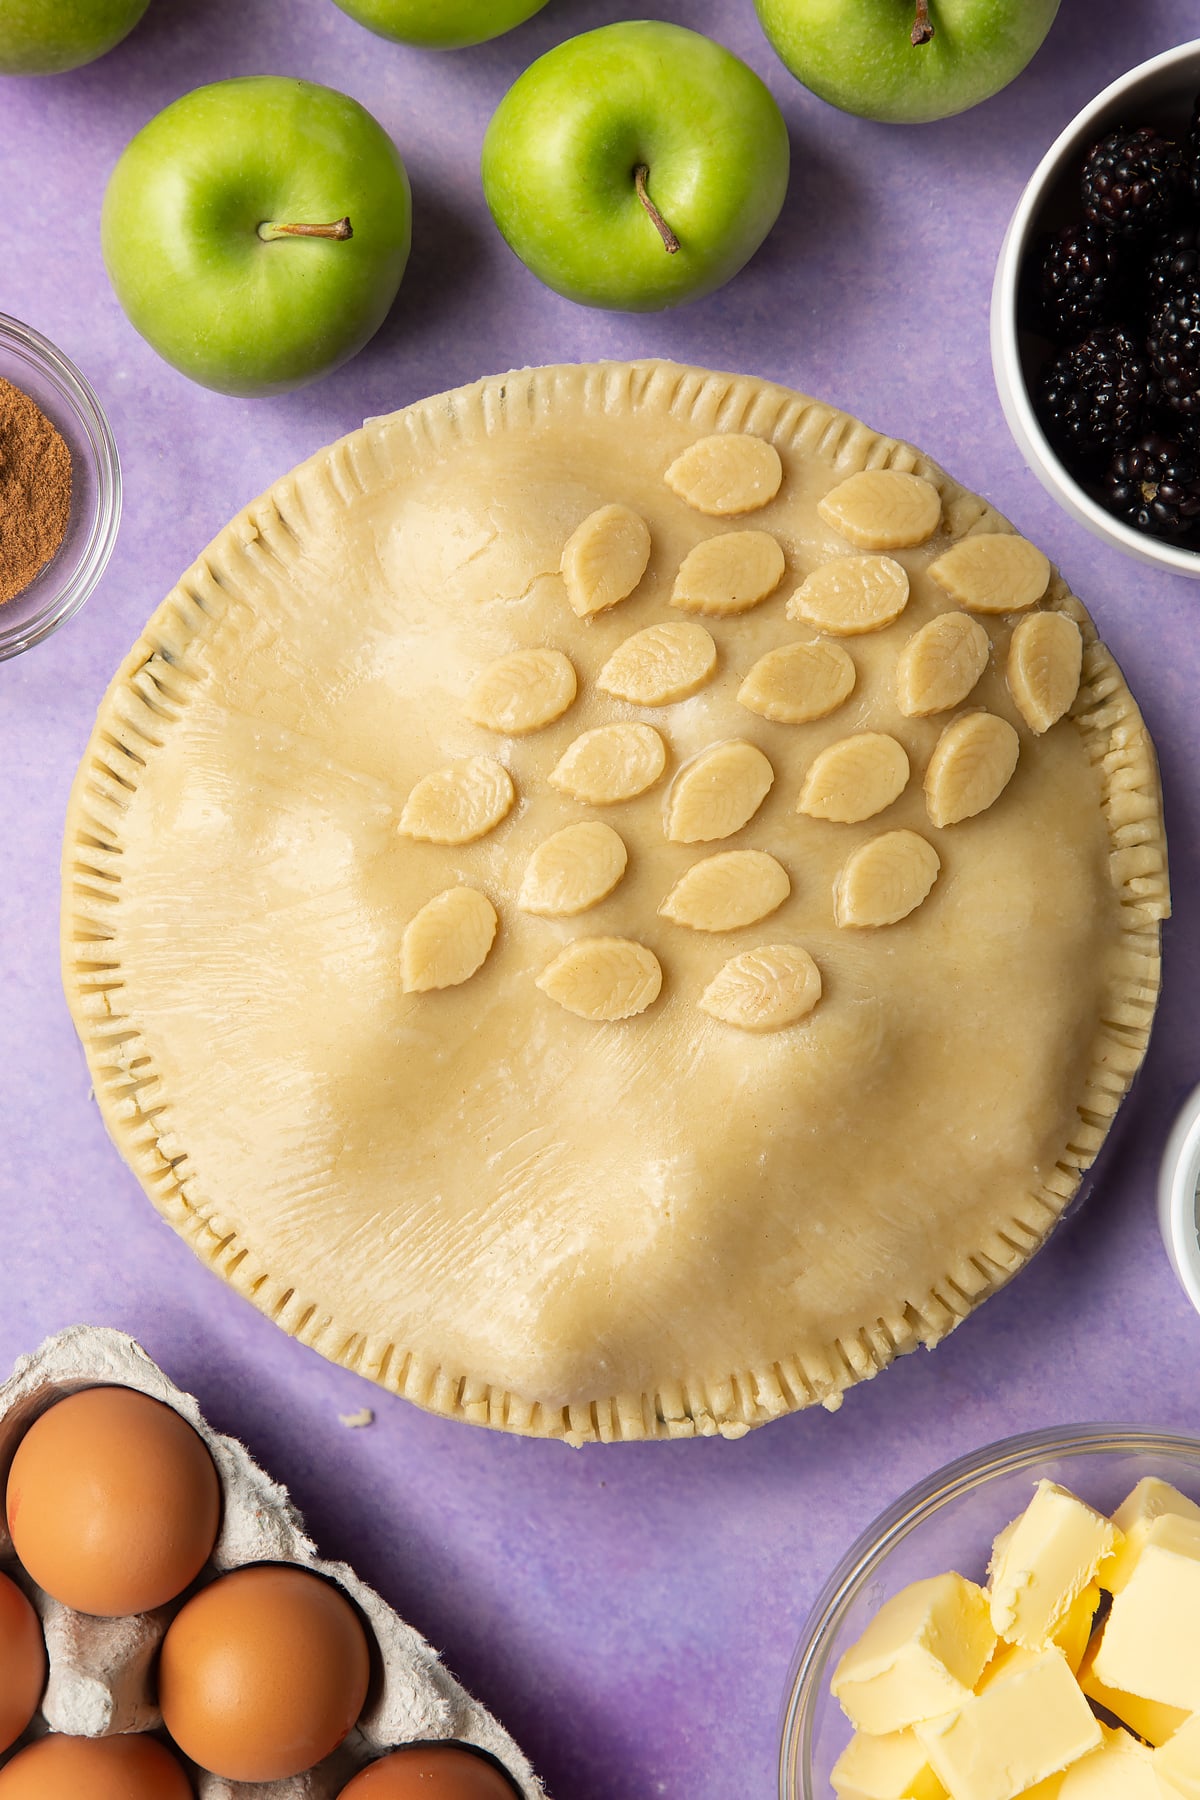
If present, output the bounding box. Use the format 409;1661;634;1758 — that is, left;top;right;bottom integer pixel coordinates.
0;314;120;660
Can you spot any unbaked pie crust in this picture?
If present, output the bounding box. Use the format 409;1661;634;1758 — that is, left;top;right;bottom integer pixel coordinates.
62;362;1169;1444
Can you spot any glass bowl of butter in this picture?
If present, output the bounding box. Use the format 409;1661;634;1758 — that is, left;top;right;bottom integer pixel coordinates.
779;1424;1200;1800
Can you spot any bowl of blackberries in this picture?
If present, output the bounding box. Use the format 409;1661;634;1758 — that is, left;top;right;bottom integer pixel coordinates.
992;38;1200;576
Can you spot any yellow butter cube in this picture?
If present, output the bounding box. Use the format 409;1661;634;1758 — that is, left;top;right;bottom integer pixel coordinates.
914;1647;1100;1800
1057;1723;1163;1797
831;1574;997;1735
1013;1775;1068;1800
831;1728;947;1800
988;1482;1117;1649
975;1583;1098;1697
1093;1515;1200;1711
1077;1634;1188;1747
1101;1478;1200;1595
1053;1581;1102;1674
1155;1713;1200;1798
975;1640;1041;1692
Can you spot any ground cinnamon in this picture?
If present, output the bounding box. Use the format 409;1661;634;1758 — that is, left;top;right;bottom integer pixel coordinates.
0;377;72;605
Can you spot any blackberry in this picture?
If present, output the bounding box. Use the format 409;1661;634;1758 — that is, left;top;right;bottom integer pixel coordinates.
1144;222;1200;319
1037;326;1148;466
1032;221;1125;341
1104;431;1200;538
1081;126;1185;238
1147;278;1200;416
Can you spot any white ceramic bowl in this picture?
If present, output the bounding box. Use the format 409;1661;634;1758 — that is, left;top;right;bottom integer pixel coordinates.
1159;1083;1200;1312
778;1425;1200;1799
991;39;1200;578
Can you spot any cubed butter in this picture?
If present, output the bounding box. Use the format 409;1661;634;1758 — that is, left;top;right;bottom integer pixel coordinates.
988;1481;1117;1648
831;1728;947;1800
1054;1582;1102;1674
975;1583;1098;1694
1154;1713;1200;1798
1101;1478;1200;1595
1092;1514;1200;1711
1013;1776;1067;1800
1057;1724;1163;1797
1078;1634;1188;1747
975;1639;1040;1692
914;1647;1101;1800
831;1573;997;1735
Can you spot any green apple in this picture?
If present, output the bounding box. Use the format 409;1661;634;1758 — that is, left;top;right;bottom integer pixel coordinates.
754;0;1060;124
0;0;150;75
330;0;549;50
481;20;790;312
101;78;411;397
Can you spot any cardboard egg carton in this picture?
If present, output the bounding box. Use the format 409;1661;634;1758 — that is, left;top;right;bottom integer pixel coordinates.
0;1327;543;1799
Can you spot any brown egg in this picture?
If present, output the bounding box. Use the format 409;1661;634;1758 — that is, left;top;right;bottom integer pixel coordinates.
0;1732;192;1798
0;1571;44;1753
337;1745;521;1798
5;1387;221;1616
158;1563;371;1781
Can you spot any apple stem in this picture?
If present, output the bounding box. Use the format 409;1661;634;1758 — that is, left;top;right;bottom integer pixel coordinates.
634;166;680;255
257;217;354;242
911;0;934;44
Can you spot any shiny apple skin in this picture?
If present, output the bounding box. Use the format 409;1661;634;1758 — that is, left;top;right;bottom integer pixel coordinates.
101;77;412;397
331;0;549;50
481;20;791;313
753;0;1061;124
0;0;150;76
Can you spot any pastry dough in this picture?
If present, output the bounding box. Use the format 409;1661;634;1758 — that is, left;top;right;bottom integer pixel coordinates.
62;362;1168;1444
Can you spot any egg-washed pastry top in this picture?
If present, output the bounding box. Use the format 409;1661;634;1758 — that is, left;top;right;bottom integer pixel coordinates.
63;361;1168;1445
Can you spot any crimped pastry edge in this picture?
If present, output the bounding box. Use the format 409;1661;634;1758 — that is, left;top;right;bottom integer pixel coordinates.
61;360;1169;1446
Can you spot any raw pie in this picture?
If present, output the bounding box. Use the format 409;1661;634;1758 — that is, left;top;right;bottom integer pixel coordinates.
62;362;1168;1444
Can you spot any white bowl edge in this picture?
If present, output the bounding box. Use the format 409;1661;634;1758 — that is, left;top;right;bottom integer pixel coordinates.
990;37;1200;581
1158;1083;1200;1313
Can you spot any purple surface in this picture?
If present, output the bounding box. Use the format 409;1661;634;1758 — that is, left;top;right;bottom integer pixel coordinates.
1;3;1199;1796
